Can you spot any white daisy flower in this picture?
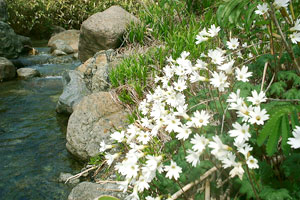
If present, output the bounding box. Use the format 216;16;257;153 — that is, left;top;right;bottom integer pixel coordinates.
235;65;252;82
189;110;210;128
110;130;125;142
164;160;182;180
208;48;225;65
186;149;201;167
208;24;221;37
228;122;251;143
191;134;209;152
255;3;269;15
229;162;244;180
247;90;267;105
247;156;259;169
227;38;240;50
210;71;230;91
249;106;269;125
289;32;300;44
290;19;300;31
287;126;300;149
273;0;290;8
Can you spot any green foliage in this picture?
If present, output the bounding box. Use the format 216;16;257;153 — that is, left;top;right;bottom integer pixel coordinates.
260;186;292;200
109;54;149;89
6;0;141;38
216;0;259;31
281;153;300;180
268;70;300;99
257;104;300;156
125;0;219;60
89;154;105;165
235;176;256;199
98;196;120;200
269;82;287;97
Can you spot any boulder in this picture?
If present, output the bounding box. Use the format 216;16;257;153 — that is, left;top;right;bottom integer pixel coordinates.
17;68;40;79
48;30;80;52
18;35;32;47
78;6;139;62
0;57;15;81
56;70;91;114
76;50;115;93
66;92;128;160
50;39;74;54
68;182;127;200
0;21;24;59
0;0;8;22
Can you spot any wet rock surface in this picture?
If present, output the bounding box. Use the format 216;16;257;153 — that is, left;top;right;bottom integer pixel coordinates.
0;57;15;81
17;68;40;79
56;70;91;114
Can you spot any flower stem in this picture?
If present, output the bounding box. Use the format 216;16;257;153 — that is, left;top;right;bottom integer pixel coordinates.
246;165;260;200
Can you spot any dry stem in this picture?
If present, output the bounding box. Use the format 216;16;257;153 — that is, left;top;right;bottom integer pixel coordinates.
170;166;217;200
65;166;97;184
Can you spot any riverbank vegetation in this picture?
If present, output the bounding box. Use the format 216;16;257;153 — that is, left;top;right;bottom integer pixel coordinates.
8;0;300;199
104;0;300;199
6;0;141;37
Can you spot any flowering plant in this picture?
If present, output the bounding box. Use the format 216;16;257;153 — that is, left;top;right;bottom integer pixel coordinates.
98;0;300;199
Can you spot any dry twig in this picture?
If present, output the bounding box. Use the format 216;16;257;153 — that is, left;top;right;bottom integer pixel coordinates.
65;166;97;184
170;166;217;200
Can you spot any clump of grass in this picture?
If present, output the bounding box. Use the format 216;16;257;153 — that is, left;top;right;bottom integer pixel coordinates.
111;0;221;104
109;46;168;103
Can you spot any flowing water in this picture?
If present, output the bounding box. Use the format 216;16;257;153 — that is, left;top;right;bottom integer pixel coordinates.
0;47;82;200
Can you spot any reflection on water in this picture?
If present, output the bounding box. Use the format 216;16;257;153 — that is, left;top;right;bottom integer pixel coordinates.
0;49;82;200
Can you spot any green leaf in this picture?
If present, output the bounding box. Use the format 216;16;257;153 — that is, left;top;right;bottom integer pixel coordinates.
266;117;281;156
290;110;300;129
217;0;244;27
277;71;299;82
245;3;259;31
281;153;300;180
235;176;256;199
98;196;120;200
257;105;296;147
269;81;287;97
283;88;300;99
281;114;291;156
260;186;292;200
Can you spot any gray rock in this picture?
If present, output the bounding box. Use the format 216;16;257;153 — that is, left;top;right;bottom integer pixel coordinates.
48;30;80;52
47;55;75;64
18;35;32;47
50;25;66;36
58;172;79;184
52;49;67;56
76;50;114;93
66;92;128;160
51;39;74;54
73;53;79;59
0;57;15;81
56;70;91;114
68;182;127;200
78;6;139;62
0;21;24;59
17;68;40;79
0;0;8;22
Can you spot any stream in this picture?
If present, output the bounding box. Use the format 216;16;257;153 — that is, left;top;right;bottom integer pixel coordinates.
0;46;82;200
